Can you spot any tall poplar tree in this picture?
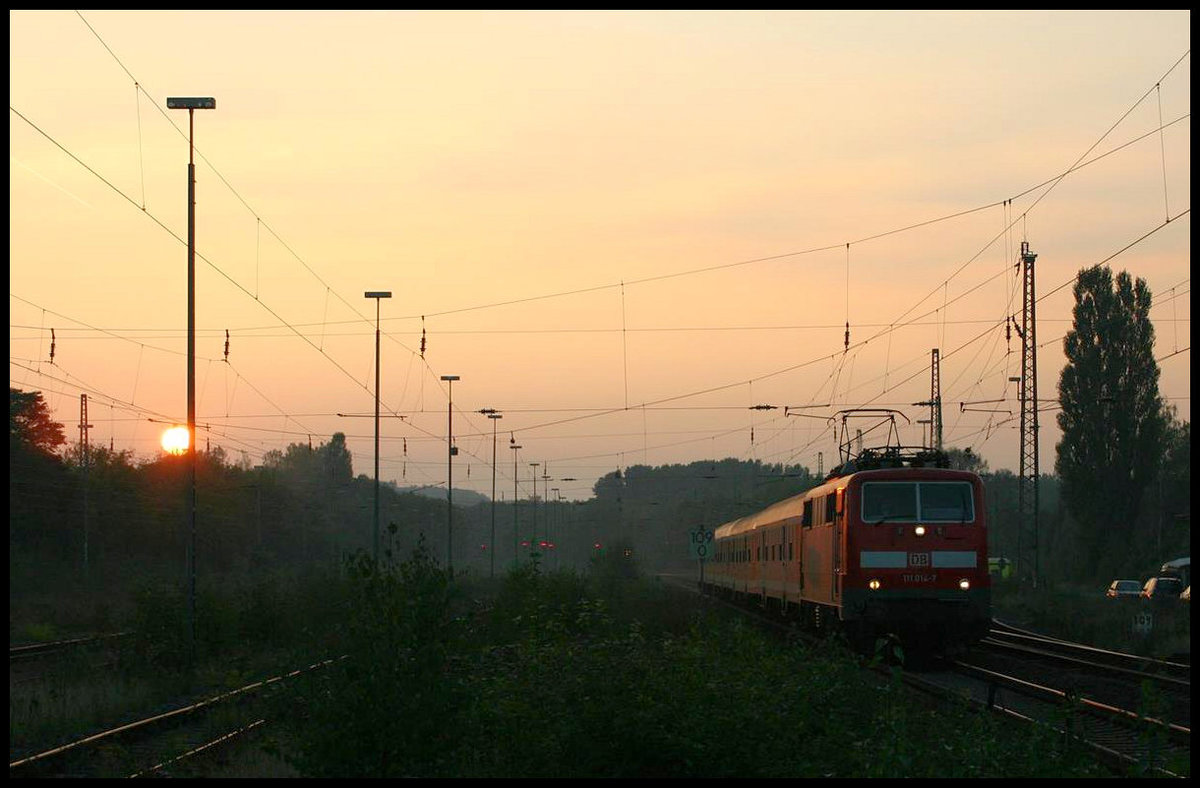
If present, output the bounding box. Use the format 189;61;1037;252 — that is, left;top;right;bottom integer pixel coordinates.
1055;265;1166;574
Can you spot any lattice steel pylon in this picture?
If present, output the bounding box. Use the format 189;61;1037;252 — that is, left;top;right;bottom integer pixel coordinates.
931;349;942;450
914;348;942;450
79;394;93;575
1015;241;1040;588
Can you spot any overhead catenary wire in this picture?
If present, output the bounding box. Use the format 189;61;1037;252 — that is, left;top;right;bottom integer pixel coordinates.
9;25;1190;491
11;88;1186;377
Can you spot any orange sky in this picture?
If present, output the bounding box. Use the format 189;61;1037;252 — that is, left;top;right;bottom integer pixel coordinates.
9;10;1191;501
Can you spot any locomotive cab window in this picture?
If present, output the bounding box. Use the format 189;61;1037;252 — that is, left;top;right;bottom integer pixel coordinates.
861;481;975;524
918;482;975;522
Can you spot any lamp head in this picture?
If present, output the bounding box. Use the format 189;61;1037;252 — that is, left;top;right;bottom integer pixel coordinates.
167;97;216;110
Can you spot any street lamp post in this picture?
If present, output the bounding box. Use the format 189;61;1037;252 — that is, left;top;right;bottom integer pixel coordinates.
529;462;540;558
510;442;521;570
550;487;559;568
441;375;460;573
364;291;392;563
481;409;503;578
167;96;215;663
541;466;551;559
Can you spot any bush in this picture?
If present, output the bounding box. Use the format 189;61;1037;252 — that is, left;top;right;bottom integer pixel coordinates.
275;538;468;777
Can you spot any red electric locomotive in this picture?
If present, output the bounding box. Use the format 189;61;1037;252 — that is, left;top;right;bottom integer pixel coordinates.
704;418;990;657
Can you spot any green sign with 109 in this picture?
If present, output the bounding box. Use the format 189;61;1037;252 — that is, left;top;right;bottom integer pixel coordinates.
689;528;715;560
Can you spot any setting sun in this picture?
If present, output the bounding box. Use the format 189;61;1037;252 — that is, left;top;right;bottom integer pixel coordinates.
161;426;189;455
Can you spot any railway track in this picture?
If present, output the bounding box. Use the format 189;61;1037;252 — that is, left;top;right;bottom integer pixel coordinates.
9;632;131;663
9;632;131;686
978;619;1190;726
987;618;1190;682
903;622;1190;776
8;656;341;777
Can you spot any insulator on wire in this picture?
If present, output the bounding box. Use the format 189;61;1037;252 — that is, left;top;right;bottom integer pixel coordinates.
224;329;230;362
844;322;850;352
420;317;426;358
403;438;407;455
50;328;56;363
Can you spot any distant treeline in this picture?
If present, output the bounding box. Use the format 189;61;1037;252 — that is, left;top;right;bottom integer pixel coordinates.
9;386;1191;600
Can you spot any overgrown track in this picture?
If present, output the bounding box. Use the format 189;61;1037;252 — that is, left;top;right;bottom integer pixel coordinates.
9;632;131;685
983;618;1189;720
8;656;341;778
9;632;131;663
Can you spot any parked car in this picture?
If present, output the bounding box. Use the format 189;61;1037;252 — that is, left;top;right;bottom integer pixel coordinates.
1160;556;1190;589
1106;579;1142;599
1141;575;1185;603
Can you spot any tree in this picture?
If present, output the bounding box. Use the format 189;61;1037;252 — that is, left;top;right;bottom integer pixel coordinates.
1153;405;1190;561
1054;265;1167;576
319;432;354;485
945;446;988;474
10;388;66;455
10;389;72;557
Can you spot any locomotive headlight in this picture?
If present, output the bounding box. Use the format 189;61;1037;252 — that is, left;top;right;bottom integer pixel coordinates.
914;525;926;536
868;579;881;590
959;578;971;591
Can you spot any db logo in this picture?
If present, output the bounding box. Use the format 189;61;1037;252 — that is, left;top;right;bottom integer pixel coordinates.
908;552;931;567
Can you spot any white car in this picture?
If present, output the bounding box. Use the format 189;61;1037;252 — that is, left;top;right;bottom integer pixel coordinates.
1105;579;1141;599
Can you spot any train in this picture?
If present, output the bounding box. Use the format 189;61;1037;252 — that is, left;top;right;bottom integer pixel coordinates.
701;443;991;657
